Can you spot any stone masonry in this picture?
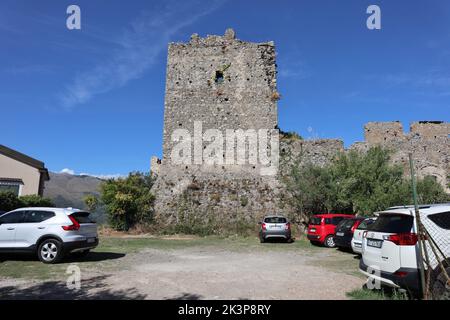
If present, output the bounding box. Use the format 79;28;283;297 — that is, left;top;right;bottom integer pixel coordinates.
151;29;450;230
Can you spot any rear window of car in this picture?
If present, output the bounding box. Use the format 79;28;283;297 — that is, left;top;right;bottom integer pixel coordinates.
357;219;375;230
428;211;450;230
264;217;287;223
338;219;355;229
71;212;95;223
309;217;322;225
369;214;413;233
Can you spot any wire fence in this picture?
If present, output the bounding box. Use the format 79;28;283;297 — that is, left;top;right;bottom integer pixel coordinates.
416;210;450;299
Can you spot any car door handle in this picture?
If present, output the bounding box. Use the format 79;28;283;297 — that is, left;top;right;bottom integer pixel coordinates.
38;226;46;229
6;227;15;231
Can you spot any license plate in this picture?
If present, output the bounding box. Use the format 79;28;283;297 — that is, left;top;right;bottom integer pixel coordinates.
87;237;96;243
336;232;344;236
367;239;383;248
310;228;316;232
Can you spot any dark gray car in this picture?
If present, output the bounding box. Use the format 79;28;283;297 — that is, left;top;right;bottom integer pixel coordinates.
259;215;292;243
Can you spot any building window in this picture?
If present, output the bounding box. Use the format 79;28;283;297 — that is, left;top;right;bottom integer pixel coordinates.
0;178;24;196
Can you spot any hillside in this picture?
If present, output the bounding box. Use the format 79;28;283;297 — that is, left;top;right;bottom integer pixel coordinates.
43;172;106;223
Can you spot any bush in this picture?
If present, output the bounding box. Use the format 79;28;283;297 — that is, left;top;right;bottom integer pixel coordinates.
100;172;155;231
0;192;54;212
19;195;54;208
0;192;23;212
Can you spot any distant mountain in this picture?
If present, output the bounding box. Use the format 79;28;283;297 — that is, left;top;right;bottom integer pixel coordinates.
44;172;106;223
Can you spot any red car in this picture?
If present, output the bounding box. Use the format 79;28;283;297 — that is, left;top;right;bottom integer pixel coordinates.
307;213;355;247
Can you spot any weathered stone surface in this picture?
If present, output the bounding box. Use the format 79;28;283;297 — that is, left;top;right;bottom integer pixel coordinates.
151;29;450;230
350;121;450;193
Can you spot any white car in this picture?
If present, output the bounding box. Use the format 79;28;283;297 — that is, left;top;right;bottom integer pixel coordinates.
0;207;98;264
351;218;376;254
359;204;450;298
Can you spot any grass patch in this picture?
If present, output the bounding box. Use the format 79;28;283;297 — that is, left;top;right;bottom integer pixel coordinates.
347;287;409;300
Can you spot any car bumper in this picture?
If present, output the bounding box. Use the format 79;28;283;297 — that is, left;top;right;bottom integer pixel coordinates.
260;230;291;239
359;260;420;294
334;235;352;248
307;234;322;242
351;240;363;254
63;238;99;253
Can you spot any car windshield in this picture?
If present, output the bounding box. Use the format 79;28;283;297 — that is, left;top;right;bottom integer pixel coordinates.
264;217;287;223
309;217;322;225
368;214;413;233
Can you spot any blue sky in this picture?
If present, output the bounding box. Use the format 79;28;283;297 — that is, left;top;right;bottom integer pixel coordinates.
1;0;449;177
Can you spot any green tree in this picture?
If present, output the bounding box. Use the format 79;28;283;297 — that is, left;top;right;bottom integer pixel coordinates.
100;172;155;231
415;176;450;204
84;194;99;212
286;147;449;218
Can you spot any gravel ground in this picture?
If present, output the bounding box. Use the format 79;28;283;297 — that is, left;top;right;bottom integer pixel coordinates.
0;238;365;300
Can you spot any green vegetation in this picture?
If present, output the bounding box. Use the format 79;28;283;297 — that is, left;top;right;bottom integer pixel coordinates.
286;147;449;217
0;192;54;212
347;287;409;300
96;172;155;231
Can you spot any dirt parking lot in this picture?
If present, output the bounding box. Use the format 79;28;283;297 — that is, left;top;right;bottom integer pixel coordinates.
0;236;366;300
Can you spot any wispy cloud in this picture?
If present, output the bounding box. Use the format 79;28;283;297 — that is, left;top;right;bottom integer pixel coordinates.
366;70;450;95
59;168;124;180
59;0;224;110
60;168;75;175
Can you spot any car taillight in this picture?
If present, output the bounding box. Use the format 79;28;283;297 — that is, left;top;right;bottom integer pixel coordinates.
394;271;408;277
62;215;80;231
387;233;418;246
285;223;291;230
262;223;266;230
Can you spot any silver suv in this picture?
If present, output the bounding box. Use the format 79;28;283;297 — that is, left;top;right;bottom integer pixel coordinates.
0;207;98;264
259;215;292;243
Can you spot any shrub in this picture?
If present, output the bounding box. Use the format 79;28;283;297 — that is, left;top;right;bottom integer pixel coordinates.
19;195;54;208
0;192;54;212
0;192;23;212
100;172;155;231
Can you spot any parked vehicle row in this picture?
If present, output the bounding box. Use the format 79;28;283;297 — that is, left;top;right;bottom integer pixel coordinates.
0;207;98;264
306;205;450;299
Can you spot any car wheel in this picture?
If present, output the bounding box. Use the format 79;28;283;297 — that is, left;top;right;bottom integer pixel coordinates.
431;267;450;300
71;250;90;259
324;235;336;248
38;239;63;264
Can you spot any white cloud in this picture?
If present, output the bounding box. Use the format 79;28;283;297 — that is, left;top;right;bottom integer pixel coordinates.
60;168;75;175
79;173;125;180
59;0;224;109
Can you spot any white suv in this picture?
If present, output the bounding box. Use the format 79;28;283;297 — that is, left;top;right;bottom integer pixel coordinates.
0;207;98;264
359;204;450;298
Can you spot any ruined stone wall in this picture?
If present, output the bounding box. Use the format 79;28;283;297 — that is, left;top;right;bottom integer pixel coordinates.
351;121;450;193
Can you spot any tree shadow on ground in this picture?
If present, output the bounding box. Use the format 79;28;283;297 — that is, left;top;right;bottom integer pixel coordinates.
0;275;146;300
0;252;125;263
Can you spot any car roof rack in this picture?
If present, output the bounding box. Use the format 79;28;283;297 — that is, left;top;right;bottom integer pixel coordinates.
386;203;450;210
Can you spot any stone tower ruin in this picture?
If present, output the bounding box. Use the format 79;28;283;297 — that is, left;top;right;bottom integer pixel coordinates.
151;29;284;229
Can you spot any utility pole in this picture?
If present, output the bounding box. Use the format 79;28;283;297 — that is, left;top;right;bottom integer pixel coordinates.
408;153;427;299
